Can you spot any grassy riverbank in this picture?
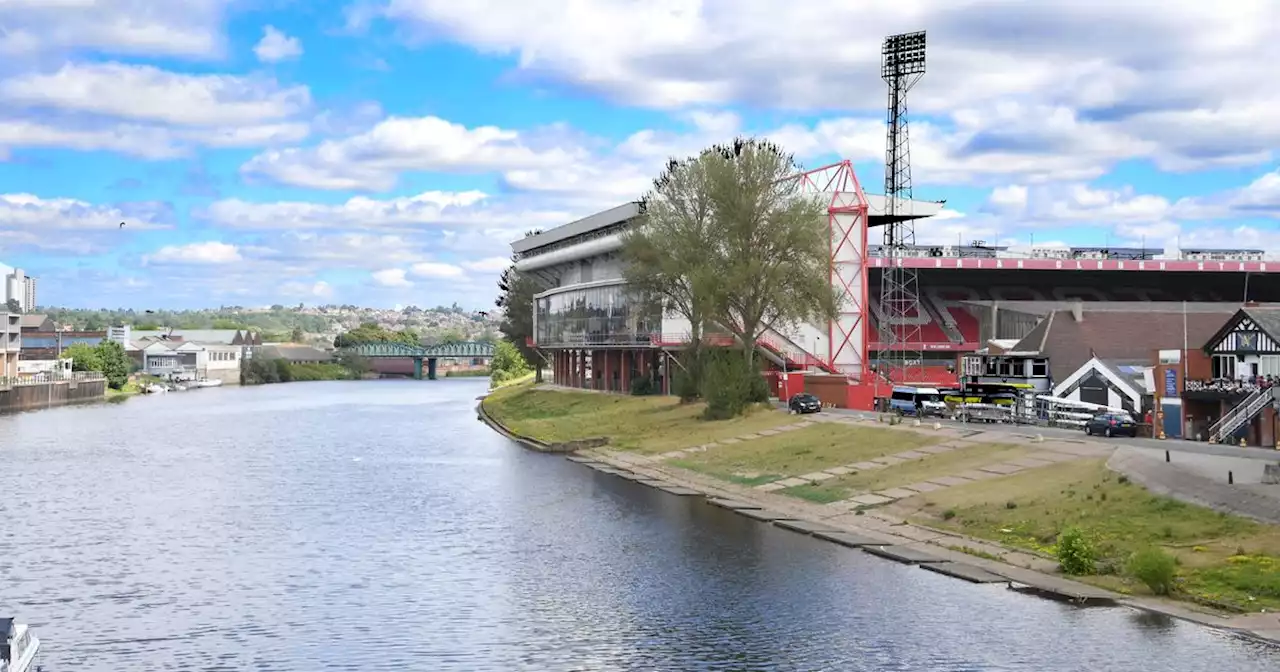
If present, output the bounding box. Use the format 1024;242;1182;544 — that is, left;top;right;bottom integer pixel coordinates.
899;460;1280;611
484;385;1280;613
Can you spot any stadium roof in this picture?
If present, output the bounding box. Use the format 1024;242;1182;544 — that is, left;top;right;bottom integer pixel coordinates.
961;301;1262;318
511;195;946;255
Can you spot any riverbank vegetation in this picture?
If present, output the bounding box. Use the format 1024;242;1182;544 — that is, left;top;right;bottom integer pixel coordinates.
901;460;1280;611
483;384;793;454
486;385;1280;612
488;340;530;388
240;358;361;385
62;340;132;389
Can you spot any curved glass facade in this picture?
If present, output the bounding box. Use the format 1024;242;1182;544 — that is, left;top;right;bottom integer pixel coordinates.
536;284;660;346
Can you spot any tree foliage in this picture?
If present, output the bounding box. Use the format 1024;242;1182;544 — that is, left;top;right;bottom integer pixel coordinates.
495;230;544;379
700;138;837;366
63;340;131;389
489;340;532;387
5;298;20;313
333;322;420;348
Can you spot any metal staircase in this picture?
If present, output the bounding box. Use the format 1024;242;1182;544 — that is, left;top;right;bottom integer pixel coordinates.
921;294;965;344
757;327;840;375
1208;387;1280;443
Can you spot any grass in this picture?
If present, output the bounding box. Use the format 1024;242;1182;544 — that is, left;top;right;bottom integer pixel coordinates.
782;442;1029;503
902;459;1280;610
670;422;939;486
105;380;142;398
481;384;796;454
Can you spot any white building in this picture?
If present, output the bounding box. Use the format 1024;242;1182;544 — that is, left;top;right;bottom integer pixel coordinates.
133;330;251;384
3;267;36;311
1;311;19;379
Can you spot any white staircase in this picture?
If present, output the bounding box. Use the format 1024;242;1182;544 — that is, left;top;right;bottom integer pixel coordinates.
1208;387;1280;443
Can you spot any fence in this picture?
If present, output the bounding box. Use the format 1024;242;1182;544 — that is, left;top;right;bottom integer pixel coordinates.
1;370;105;387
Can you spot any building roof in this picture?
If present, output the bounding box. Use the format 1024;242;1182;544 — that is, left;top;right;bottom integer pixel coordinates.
131;329;252;345
259;345;333;362
1242;306;1280;341
19;314;53;329
1097;358;1151;394
510;195;947;256
1012;308;1230;382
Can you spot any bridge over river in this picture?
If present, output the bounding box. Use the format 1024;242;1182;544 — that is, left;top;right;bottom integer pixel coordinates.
339;340;494;379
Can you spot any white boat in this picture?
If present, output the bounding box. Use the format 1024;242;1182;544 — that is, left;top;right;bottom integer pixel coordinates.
144;383;168;394
192;379;223;388
2;617;40;672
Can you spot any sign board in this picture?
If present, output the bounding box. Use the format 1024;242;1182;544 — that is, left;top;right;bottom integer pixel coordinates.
1164;368;1178;397
1159;349;1181;364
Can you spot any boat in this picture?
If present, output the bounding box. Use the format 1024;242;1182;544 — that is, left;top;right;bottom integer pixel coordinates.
192;379;223;389
143;383;167;394
2;617;40;672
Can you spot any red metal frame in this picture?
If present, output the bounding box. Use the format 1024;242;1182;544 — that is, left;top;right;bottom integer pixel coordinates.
781;160;871;382
866;257;1279;273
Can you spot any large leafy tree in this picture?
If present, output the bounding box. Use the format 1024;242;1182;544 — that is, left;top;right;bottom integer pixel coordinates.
495;230;544;380
702;138;837;367
333;322;420;348
622;156;721;353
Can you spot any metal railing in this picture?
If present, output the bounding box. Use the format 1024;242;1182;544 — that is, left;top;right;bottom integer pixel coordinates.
1;370;105;387
1208;387;1280;443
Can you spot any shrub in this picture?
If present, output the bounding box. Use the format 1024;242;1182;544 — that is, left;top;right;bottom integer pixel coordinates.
630;375;656;396
700;348;760;419
1056;526;1097;576
1128;547;1178;595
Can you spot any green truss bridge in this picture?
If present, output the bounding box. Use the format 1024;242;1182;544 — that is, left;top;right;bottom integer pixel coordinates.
339;340;495;379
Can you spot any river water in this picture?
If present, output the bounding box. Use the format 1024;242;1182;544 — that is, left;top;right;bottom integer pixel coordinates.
2;380;1276;671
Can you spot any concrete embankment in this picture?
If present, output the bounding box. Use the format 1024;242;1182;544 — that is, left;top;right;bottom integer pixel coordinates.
0;379;107;412
476;399;1280;647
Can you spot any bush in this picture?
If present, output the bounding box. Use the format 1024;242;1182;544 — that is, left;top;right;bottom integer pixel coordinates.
1056;526;1097;576
630;375;656;396
700;349;761;419
490;340;530;379
1128;547;1178;595
672;349;704;402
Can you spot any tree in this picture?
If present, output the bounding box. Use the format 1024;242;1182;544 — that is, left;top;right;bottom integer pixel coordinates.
63;343;102;372
622;154;723;400
488;340;531;387
5;298;19;313
436;327;464;344
95;340;132;389
495;230;544;381
290;327;305;343
701;138;837;368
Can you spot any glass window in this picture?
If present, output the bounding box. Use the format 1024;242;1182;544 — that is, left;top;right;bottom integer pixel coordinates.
534;284;659;346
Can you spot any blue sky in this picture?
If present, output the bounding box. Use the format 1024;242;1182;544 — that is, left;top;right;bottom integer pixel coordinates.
1;0;1277;310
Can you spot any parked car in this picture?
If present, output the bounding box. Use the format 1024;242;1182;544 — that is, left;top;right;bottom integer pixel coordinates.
788;393;822;414
1084;412;1137;437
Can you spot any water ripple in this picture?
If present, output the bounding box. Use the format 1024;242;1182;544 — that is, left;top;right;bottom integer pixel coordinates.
1;380;1276;671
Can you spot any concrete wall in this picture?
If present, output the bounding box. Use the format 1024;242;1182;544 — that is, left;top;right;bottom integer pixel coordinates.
0;379;106;412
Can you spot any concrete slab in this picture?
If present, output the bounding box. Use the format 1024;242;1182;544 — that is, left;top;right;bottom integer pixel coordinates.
956;469;1000;481
635;479;668;487
1007;456;1057;469
928;475;975;487
565;455;597;463
719;437;742;444
892;450;931;460
736;508;797;522
875;488;919;500
918;445;956;454
798;471;836;482
811;530;890;547
872;456;908;466
850;493;894;506
707;497;762;510
850;461;887;471
774;519;842;535
657;486;703;496
978;463;1025;475
824;466;854;476
657;451;686;460
863;545;946;565
774;477;809;488
901;481;946;493
757;429;781;436
881;525;946;543
754;482;786;492
920;561;1009;584
1029;451;1080;463
737;433;762;440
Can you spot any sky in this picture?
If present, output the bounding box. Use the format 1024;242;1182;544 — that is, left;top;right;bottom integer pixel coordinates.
1;0;1278;310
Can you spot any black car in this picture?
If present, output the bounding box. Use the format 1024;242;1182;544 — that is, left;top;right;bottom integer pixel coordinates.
1084;412;1137;437
788;393;822;414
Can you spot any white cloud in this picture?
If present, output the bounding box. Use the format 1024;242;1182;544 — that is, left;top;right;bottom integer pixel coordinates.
254;26;303;63
197;190;566;230
372;268;412;287
0;62;310;126
0;192;169;230
461;256;511;273
241;115;583;190
0;0;229;58
374;0;1280;172
409;261;464;279
144;241;242;264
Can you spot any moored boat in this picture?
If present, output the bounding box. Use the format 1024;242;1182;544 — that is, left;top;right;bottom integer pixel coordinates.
1;617;40;672
193;379;224;388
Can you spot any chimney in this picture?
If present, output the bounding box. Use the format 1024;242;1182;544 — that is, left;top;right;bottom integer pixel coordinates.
1071;300;1083;322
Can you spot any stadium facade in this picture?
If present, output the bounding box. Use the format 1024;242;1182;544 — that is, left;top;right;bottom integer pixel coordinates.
509;159;1280;442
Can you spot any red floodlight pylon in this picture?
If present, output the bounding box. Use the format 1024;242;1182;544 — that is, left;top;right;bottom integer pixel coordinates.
781;159;871;382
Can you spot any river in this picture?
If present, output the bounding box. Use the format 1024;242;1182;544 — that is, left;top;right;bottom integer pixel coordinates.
2;380;1276;671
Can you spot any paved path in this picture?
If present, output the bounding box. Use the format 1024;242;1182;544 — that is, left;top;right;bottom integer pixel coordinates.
1108;447;1280;524
804;404;1280;462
